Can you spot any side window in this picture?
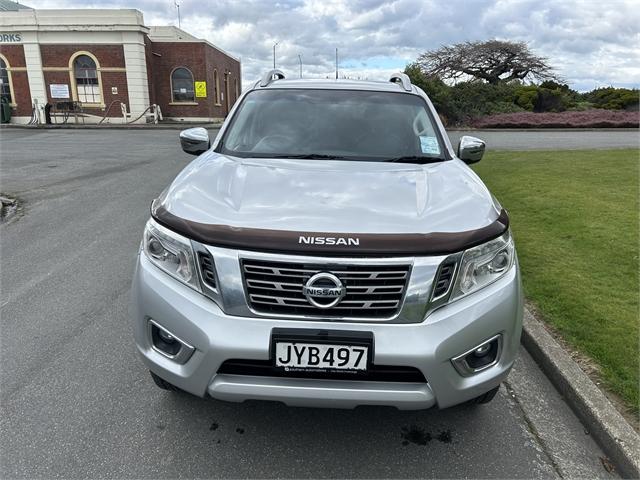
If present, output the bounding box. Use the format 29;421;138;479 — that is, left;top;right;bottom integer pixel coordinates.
0;57;13;104
73;54;101;104
171;67;195;103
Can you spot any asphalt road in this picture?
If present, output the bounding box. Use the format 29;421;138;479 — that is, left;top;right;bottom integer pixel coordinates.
0;129;619;479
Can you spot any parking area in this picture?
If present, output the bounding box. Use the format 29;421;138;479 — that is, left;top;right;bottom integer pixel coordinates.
0;129;618;478
447;128;639;151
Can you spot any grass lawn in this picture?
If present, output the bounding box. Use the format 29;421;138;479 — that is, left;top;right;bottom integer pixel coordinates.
472;149;639;412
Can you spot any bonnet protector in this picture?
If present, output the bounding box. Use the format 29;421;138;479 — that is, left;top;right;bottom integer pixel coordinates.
151;203;509;256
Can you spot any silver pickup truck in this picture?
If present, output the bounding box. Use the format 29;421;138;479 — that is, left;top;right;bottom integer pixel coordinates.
131;70;523;410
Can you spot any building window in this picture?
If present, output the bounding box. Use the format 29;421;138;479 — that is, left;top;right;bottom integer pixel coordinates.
0;56;14;105
213;69;220;104
73;54;101;104
171;67;195;102
234;78;239;102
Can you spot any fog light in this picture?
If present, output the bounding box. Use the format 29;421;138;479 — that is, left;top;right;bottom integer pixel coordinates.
473;343;491;357
158;329;175;343
147;319;195;364
451;334;502;377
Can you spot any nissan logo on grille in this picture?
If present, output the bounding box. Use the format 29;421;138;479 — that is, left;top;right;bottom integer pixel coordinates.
302;272;345;309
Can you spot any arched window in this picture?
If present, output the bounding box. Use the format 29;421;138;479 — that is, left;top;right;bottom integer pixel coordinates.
0;56;14;105
213;69;220;104
171;67;195;102
73;54;101;104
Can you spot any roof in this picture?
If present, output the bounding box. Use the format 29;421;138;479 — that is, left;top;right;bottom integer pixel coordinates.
147;25;200;42
0;0;32;11
254;77;418;94
147;25;240;62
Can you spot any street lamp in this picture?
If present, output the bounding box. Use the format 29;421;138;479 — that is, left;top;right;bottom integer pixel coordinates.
273;41;279;69
298;54;302;78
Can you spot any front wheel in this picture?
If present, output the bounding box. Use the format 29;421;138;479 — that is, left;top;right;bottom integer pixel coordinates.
149;371;180;392
469;385;500;405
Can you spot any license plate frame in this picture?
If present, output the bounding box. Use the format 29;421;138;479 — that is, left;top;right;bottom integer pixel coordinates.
270;328;374;375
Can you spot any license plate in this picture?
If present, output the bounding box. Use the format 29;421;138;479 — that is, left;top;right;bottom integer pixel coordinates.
275;342;368;371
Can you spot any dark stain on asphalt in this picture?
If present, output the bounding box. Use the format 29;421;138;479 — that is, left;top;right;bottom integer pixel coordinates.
401;426;454;446
437;430;452;443
156;424;165;431
209;422;219;431
236;427;245;434
401;425;432;446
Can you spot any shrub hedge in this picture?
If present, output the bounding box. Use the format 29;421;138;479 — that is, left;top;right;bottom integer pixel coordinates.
404;64;639;127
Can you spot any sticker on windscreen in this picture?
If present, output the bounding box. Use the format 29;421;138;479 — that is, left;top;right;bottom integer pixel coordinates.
420;136;440;155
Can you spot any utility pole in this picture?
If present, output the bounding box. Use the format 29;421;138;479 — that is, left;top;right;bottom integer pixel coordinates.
298;54;303;78
174;0;181;28
335;48;338;79
273;41;279;69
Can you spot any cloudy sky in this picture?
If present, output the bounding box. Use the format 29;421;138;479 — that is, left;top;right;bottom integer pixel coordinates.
28;0;640;91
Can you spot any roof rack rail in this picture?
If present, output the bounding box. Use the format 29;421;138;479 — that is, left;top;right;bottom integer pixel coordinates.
389;72;412;92
259;69;286;87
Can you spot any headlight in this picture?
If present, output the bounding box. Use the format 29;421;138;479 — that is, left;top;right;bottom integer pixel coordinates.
143;218;201;292
450;230;514;300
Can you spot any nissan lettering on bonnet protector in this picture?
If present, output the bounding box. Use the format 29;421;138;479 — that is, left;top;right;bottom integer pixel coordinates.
299;236;360;246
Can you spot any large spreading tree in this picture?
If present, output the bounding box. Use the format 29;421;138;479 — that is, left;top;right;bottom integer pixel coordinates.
416;40;560;84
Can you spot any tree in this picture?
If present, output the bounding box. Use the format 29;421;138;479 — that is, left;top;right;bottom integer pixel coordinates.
416;40;560;84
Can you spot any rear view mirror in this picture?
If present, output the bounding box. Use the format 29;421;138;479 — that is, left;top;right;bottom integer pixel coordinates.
457;136;485;164
180;127;210;156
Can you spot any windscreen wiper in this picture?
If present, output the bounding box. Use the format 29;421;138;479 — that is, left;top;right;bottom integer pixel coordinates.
270;153;346;160
385;155;444;164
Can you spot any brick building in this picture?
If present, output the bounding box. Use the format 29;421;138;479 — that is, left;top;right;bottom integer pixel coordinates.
0;3;241;123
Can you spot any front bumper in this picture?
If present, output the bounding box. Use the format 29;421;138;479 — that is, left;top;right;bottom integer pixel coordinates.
132;253;523;410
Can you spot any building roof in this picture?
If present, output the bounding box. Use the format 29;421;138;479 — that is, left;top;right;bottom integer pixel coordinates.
147;25;240;62
0;0;32;11
147;26;200;42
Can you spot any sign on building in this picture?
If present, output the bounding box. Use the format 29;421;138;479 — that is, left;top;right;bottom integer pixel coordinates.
50;84;70;99
0;33;22;43
195;81;207;98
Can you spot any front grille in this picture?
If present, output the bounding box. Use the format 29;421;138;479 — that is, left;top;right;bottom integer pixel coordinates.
241;259;411;319
218;359;427;383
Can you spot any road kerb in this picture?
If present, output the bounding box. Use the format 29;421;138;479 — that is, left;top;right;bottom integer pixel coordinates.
521;308;640;478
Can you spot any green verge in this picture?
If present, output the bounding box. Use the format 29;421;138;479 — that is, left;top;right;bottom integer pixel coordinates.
472;149;639;412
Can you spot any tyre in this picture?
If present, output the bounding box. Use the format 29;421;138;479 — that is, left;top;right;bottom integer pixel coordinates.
149;371;180;391
469;385;500;405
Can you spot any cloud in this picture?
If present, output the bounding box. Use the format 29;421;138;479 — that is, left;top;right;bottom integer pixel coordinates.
25;0;640;91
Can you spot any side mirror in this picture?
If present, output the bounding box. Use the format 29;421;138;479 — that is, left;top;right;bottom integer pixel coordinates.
180;127;210;156
457;135;485;164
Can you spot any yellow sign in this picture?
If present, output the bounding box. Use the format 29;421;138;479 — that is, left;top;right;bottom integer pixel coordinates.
195;81;207;98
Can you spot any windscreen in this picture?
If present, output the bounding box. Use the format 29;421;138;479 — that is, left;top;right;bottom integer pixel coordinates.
218;89;445;162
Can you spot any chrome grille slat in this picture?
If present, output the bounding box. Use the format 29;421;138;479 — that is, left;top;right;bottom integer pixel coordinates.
242;259;411;319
